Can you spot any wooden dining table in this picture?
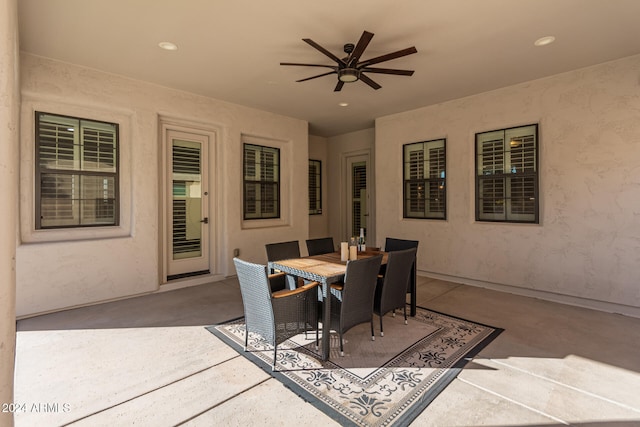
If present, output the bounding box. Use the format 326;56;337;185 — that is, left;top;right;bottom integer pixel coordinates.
268;250;388;361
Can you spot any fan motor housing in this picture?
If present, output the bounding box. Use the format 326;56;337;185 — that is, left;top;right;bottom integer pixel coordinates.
338;68;359;82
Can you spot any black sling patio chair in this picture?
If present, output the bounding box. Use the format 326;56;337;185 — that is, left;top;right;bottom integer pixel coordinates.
329;254;383;356
374;247;417;336
265;240;302;291
384;237;419;316
305;237;335;256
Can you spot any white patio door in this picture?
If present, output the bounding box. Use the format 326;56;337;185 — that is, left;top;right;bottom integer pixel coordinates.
346;154;370;241
166;129;210;279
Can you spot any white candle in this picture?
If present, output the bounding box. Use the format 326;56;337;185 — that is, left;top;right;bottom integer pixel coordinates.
349;245;357;261
340;242;348;261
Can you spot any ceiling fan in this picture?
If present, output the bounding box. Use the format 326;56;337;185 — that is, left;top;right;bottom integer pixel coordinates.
280;30;417;92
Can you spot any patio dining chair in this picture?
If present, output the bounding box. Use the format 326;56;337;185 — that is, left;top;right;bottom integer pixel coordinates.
305;237;335;256
233;257;319;371
374;247;417;336
265;240;302;291
384;237;419;315
329;254;383;356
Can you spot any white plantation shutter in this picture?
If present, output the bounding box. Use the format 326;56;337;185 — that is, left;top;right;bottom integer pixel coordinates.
36;112;118;228
403;139;446;219
38;119;76;170
172;142;202;256
476;125;538;223
409;149;425;213
352;162;367;233
261;149;277;215
309;160;322;214
428;146;445;214
81;124;116;172
243;143;280;219
509;135;536;215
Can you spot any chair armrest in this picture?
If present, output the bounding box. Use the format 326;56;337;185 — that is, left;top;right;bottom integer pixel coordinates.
272;281;319;299
268;272;287;292
268;272;286;280
330;283;344;291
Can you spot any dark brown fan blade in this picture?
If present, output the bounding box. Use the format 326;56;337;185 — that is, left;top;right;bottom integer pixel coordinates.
359;73;381;90
296;71;336;82
334;80;345;92
348;31;374;66
303;38;346;65
361;67;414;76
358;46;417;67
280;62;337;70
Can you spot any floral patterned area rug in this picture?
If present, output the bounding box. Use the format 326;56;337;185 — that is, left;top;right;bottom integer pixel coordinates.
206;307;502;427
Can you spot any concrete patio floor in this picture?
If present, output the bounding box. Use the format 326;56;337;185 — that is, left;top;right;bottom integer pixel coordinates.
13;276;640;426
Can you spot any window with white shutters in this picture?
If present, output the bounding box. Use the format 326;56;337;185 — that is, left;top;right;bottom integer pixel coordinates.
475;124;538;223
403;138;446;219
36;112;119;229
243;143;280;219
309;159;322;214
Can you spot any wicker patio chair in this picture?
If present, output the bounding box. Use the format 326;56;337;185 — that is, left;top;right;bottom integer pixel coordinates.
329;254;383;356
265;240;301;291
233;257;319;371
305;237;335;256
374;247;417;336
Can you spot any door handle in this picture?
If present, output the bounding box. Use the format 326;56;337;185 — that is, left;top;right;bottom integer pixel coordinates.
200;217;209;224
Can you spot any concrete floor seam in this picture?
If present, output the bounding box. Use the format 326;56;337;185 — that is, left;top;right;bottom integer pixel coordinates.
456;377;571;425
488;358;640;413
173;377;272;426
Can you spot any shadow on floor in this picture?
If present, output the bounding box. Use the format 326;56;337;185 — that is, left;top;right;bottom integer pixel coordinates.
17;280;244;331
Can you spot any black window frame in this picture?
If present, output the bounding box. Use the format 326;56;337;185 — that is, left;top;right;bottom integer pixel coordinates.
243;143;281;220
402;138;447;220
309;159;322;215
475;123;539;224
35;111;120;229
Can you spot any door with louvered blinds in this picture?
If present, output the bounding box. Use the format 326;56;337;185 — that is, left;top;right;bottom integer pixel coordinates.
346;155;370;241
166;130;210;279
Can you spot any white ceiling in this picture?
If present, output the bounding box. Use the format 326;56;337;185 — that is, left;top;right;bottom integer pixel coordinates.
18;0;640;137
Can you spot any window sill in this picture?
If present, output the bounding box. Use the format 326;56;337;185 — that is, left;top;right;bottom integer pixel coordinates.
241;216;289;230
21;224;131;244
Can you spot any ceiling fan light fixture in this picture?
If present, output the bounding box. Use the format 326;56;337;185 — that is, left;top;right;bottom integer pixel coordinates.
280;31;417;91
338;68;359;82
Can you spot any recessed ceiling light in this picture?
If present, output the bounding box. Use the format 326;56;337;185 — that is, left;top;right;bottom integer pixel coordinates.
338;102;349;107
158;41;178;51
534;36;555;47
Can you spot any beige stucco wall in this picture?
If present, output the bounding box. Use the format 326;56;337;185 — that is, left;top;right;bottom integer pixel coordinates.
17;54;308;317
0;0;20;427
0;0;18;424
376;54;640;315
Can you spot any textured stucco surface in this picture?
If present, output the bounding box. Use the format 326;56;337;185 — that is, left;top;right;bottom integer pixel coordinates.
16;54;308;316
0;0;19;425
376;55;640;310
